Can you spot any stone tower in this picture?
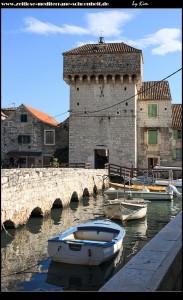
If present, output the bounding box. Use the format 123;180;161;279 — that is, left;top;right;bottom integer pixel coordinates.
63;37;143;168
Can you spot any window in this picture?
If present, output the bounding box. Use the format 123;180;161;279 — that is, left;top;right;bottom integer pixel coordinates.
44;130;55;145
18;135;31;144
148;104;157;117
172;149;182;160
148;130;158;144
173;129;182;140
21;114;27;122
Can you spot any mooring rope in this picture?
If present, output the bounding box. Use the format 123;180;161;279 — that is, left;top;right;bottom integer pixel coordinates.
1;250;60;278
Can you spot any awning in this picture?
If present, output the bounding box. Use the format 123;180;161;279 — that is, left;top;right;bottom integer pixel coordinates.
6;151;42;157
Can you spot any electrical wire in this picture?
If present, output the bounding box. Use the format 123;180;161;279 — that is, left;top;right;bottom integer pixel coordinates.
70;68;182;116
35;67;181;122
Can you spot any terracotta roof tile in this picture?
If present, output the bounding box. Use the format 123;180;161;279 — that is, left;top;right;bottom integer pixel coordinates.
23;104;58;126
138;81;171;100
172;104;182;128
63;42;142;55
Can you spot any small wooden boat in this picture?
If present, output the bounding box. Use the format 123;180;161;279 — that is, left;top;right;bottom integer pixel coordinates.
47;219;125;266
103;198;148;222
104;187;174;201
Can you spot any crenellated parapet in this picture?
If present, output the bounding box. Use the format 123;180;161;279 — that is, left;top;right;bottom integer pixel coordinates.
63;73;141;87
63;42;143;89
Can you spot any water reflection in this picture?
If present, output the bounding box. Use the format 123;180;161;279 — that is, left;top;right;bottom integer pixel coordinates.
1;194;182;292
26;216;44;234
46;245;124;291
82;196;90;207
50;207;62;225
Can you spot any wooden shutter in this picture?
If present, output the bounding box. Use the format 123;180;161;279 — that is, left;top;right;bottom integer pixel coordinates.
148;104;157;117
148;131;157;144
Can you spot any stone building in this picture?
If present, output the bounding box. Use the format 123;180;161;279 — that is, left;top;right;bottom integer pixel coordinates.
62;37;182;169
171;104;182;165
1;104;68;168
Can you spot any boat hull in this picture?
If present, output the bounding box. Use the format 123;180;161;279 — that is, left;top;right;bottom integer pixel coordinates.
104;200;147;221
46;245;124;289
104;189;173;201
47;220;125;265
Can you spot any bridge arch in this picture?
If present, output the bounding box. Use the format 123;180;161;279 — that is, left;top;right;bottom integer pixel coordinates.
30;207;43;217
52;198;63;208
3;220;16;229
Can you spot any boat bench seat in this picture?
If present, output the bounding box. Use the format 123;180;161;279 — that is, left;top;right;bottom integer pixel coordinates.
66;239;107;245
75;231;115;242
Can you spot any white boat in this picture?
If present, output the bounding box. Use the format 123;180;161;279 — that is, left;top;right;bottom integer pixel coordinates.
109;181;167;192
46;245;124;290
153;165;182;171
103;198;148;222
47;219;125;266
104;185;174;201
131;177;182;192
132;166;182;191
154;179;182;190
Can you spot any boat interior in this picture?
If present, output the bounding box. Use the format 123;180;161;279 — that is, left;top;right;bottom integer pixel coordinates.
62;230;118;242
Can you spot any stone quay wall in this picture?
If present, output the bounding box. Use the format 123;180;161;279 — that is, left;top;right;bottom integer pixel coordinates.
99;211;182;292
1;168;108;228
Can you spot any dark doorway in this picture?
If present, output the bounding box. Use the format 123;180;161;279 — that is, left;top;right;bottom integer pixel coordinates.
148;157;158;169
94;149;109;169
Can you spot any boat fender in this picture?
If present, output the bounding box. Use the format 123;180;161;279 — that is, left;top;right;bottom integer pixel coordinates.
88;249;92;257
142;185;150;192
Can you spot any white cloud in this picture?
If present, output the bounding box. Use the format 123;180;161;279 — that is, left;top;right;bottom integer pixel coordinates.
21;15;181;55
22;10;133;37
85;11;133;37
125;28;182;55
22;17;89;35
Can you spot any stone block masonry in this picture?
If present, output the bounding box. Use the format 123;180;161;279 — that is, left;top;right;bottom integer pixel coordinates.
1;168;108;229
99;211;182;292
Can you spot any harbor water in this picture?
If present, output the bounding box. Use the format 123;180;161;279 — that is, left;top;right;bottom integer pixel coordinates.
1;192;182;292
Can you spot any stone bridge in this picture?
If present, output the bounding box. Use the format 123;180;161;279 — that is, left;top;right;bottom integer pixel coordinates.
1;168;108;229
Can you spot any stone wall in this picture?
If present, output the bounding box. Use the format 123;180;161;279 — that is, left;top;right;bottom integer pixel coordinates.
137;99;173;168
63;53;142;75
99;211;182;292
1;168;108;228
69;82;138;168
63;47;141;169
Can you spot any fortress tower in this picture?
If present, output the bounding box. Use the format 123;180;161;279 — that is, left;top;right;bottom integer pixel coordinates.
63;37;143;168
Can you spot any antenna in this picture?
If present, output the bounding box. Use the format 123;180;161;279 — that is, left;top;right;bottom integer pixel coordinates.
98;29;105;44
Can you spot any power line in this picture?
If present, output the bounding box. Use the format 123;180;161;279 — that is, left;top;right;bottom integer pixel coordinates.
53;110;69;118
45;67;181;121
69;68;182;116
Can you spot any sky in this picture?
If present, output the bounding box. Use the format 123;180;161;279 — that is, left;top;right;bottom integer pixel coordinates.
1;6;182;122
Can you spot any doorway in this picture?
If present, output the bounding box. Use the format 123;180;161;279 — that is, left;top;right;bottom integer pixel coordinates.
94;149;109;169
148;157;158;169
28;157;36;167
